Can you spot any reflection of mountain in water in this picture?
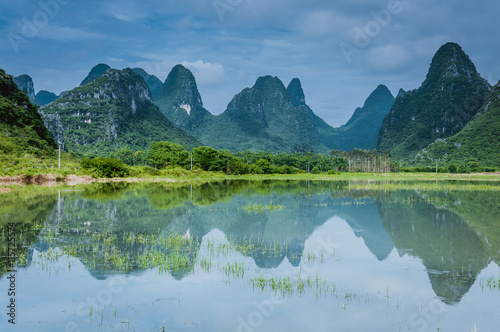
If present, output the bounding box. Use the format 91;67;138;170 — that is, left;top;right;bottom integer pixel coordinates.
9;181;498;306
378;191;490;304
331;197;395;261
40;182;389;274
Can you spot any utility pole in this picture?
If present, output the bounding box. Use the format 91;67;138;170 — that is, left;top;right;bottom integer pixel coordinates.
307;160;310;173
190;152;193;170
58;141;61;170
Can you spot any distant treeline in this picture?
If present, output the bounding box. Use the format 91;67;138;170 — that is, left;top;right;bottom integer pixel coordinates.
98;142;395;175
81;141;497;178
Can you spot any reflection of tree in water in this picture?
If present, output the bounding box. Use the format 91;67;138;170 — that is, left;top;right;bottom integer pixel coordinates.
378;191;490;304
0;190;57;279
10;180;494;305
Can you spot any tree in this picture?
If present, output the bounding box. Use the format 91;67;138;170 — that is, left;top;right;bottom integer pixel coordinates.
192;146;232;172
117;148;134;165
310;166;320;174
147;141;188;169
254;159;273;174
81;157;129;178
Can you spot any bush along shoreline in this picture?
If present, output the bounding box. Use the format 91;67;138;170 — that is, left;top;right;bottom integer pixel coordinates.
1;141;498;182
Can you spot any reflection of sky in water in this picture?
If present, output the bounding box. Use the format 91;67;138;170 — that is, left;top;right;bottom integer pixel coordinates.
1;183;500;331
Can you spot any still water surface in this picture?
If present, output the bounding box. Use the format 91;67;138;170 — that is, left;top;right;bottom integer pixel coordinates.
1;180;499;331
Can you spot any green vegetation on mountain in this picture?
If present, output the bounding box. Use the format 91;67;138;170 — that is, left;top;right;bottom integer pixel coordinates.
0;69;56;157
35;90;58;106
377;42;491;161
379;190;490;304
156;66;330;153
80;63;111;86
155;64;213;131
39;68;201;157
131;68;163;100
299;84;394;151
413;82;500;168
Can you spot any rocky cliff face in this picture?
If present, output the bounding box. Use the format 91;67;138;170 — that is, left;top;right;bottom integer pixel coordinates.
377;42;491;160
132;68;163;100
155;64;213;131
413;81;500;167
13;74;36;103
287;78;306;107
224;88;267;129
40;68;200;156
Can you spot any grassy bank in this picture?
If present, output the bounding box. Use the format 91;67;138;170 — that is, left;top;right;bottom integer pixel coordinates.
1;168;500;192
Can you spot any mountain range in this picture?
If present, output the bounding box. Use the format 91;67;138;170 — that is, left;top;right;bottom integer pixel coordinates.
377;42;492;161
3;42;499;167
39;68;201;155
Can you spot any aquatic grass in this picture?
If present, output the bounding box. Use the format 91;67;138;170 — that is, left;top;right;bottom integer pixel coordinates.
348;181;500;192
243;202;285;214
222;261;246;278
480;275;500;292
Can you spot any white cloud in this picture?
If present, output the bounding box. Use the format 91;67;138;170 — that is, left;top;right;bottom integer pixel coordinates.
37;26;106;41
100;1;148;22
181;60;225;85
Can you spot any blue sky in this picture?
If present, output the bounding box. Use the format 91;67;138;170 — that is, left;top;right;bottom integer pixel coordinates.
1;0;499;127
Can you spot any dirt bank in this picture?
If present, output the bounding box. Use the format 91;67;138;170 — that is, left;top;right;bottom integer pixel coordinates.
0;174;177;187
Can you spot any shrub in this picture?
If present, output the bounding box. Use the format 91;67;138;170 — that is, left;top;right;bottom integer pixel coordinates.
147;141;188;169
466;161;481;173
128;165;161;177
81;157;129;178
254;159;273;174
446;163;458;173
310;166;320;174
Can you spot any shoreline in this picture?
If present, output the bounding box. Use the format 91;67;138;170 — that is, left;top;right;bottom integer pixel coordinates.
0;171;499;188
0;174;178;187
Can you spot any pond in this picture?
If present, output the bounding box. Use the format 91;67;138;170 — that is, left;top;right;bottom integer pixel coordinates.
1;180;499;331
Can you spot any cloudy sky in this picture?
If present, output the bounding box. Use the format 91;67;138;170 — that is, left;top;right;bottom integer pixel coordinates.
1;0;499;126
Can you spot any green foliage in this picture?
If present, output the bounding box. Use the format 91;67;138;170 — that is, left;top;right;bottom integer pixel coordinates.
40;68;201;158
148;141;188;169
377;43;491;161
467;161;481;173
0;69;56;157
254;159;272;174
310;166;320;174
156;68;329;153
192;146;231;172
81;157;129;178
128;165;161;177
390;161;401;173
412;83;500;169
446;163;458;173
